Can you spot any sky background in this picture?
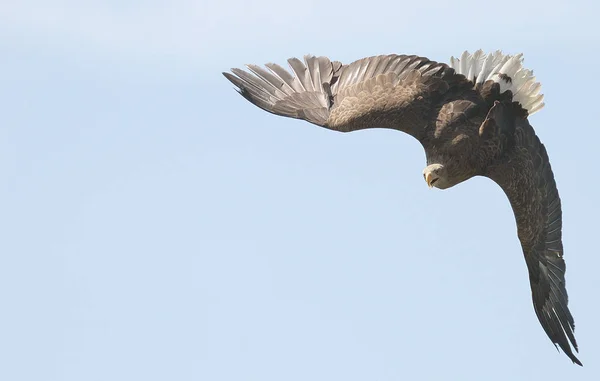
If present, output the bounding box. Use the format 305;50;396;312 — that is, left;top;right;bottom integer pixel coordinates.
1;1;599;380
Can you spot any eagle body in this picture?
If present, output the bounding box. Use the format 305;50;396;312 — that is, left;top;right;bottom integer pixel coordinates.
223;50;581;365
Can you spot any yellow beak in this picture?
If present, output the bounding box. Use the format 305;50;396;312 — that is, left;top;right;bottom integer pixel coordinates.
425;172;434;188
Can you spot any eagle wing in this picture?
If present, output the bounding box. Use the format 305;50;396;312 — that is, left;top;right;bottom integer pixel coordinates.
486;119;581;365
223;54;468;140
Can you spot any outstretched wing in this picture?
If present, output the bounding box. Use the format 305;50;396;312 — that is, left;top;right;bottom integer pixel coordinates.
223;54;469;140
486;119;581;365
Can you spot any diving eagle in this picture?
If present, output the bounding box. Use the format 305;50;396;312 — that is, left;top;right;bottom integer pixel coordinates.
223;50;581;365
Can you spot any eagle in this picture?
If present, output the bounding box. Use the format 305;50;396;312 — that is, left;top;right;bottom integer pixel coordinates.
223;50;581;365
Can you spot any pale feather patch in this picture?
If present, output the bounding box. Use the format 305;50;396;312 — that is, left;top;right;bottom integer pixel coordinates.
449;50;544;115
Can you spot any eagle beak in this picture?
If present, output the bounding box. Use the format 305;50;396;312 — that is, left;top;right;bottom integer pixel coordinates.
425;172;434;188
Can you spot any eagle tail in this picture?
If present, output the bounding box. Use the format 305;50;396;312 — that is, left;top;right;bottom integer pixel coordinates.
449;50;545;116
223;55;341;126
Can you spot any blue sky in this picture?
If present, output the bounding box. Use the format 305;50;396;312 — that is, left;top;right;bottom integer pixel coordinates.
1;1;599;380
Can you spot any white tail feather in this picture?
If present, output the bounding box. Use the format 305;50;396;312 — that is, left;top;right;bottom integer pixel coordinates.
449;50;545;115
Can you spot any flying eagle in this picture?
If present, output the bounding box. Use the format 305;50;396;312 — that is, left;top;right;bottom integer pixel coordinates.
223;50;581;365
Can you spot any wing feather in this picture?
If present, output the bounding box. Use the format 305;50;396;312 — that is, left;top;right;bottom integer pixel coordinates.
486;119;581;366
224;53;468;138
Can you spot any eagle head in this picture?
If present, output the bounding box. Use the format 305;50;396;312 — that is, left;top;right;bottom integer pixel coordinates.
423;164;451;189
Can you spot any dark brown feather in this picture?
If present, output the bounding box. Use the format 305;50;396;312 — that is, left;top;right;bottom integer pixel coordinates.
485;119;581;366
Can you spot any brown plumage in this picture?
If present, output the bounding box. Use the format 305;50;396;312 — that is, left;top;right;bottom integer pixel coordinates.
223;52;581;365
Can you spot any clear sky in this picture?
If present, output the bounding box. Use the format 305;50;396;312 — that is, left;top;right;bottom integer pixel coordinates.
1;1;598;380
